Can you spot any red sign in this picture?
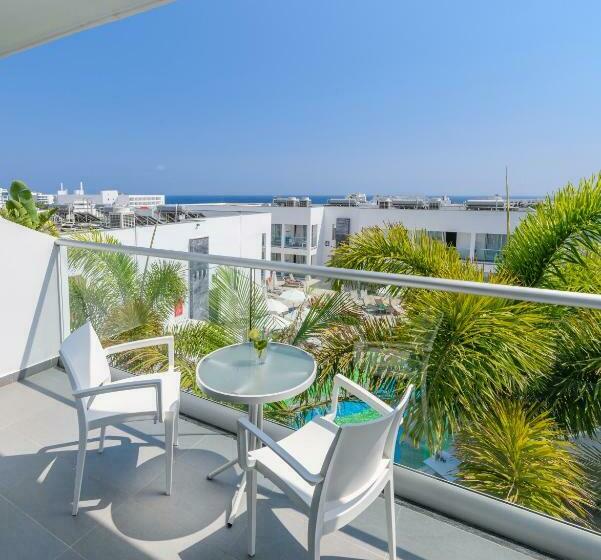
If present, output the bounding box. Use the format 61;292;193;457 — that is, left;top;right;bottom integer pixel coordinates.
174;299;184;317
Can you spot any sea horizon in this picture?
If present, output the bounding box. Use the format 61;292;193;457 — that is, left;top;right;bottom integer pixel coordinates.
165;194;543;205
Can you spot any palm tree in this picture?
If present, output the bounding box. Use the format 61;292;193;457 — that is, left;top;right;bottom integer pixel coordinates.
325;177;601;522
68;231;196;385
497;174;601;289
327;226;553;449
455;400;592;524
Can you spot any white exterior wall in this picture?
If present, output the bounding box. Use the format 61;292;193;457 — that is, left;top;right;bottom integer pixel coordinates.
188;204;325;265
317;206;529;266
107;213;269;260
0;218;61;381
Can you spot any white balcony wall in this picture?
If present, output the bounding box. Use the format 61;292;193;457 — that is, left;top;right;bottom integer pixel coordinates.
0;219;61;382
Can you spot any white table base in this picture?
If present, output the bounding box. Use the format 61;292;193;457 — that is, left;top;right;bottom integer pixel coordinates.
207;403;263;527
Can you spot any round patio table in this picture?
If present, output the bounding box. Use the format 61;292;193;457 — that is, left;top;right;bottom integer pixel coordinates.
196;342;316;526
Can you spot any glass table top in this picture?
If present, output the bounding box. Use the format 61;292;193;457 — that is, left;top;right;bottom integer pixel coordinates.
196;342;316;404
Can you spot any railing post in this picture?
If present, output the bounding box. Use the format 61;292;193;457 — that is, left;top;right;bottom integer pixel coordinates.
57;243;70;341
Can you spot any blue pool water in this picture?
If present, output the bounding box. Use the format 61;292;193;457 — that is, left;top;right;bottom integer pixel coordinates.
301;400;445;471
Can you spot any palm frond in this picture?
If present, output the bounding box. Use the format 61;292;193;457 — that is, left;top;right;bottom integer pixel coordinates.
532;308;601;437
208;266;272;341
455;400;592;525
328;225;481;294
291;291;363;346
399;290;554;450
68;231;139;303
578;442;601;512
498;173;601;288
142;260;187;321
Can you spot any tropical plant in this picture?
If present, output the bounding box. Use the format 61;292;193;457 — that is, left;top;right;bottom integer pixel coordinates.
325;177;601;524
455;400;592;524
0;180;57;235
579;441;601;513
67;231;194;384
497;174;601;289
530;308;601;437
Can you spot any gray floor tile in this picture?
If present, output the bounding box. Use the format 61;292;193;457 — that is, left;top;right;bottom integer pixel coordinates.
3;455;129;546
0;378;67;430
73;495;238;560
55;548;87;560
22;368;75;403
0;495;68;560
0;423;50;490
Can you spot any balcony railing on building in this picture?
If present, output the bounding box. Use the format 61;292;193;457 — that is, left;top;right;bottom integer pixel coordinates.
284;235;308;248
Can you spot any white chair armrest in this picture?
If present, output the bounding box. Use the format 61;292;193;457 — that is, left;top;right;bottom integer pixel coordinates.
105;335;175;372
237;418;323;486
73;378;164;422
330;374;392;417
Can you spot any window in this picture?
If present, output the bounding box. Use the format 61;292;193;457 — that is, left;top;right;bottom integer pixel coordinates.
271;252;282;262
311;224;318;248
284;225;307;248
332;224;336;241
475;233;507;263
284;254;306;264
271;224;282;246
335;218;351;245
445;231;457;247
427;231;445;242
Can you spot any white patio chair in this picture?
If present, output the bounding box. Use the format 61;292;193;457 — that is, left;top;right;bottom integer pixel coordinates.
237;374;414;559
59;322;180;515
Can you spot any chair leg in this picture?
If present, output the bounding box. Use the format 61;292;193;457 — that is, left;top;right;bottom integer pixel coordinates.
72;428;88;516
247;469;257;557
384;477;396;560
307;515;322;560
165;413;175;495
174;402;180;447
98;426;106;454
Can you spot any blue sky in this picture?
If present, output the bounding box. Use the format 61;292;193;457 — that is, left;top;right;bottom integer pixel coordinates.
1;0;600;196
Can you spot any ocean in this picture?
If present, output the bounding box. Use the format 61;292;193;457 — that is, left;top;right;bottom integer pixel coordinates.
165;194;539;205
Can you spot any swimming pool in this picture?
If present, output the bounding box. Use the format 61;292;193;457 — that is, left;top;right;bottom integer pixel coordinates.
299;399;451;472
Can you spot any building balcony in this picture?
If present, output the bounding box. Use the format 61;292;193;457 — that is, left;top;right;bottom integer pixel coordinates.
284;235;308;248
474;248;502;263
1;221;599;560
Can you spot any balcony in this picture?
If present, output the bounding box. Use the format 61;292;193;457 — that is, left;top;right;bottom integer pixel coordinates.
1;219;600;560
284;235;308;249
0;367;553;560
474;248;502;263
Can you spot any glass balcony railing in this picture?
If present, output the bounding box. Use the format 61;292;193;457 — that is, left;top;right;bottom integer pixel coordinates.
59;236;601;549
271;235;281;246
456;248;471;260
474;248;502;263
284;235;307;248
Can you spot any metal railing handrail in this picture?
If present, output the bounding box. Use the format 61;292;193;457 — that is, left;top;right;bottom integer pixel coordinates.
55;238;601;309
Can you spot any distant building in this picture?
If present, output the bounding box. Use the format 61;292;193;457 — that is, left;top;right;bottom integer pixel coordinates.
55;183;163;208
187;193;540;272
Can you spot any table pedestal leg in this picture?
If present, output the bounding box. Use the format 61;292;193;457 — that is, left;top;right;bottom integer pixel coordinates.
206;457;237;480
207;403;262;527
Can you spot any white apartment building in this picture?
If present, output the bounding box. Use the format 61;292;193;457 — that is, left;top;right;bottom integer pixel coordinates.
187;195;533;271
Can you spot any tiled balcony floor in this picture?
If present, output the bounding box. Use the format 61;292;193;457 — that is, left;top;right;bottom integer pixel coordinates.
0;368;553;560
